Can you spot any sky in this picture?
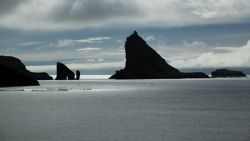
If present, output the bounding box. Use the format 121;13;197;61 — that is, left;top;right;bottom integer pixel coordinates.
1;0;250;74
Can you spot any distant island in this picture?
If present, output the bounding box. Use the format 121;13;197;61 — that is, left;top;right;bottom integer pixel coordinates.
211;69;246;78
110;31;209;79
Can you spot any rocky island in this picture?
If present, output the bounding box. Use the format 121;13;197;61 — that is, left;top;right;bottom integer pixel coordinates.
211;69;246;78
0;56;40;87
55;62;75;80
110;31;209;79
0;56;53;80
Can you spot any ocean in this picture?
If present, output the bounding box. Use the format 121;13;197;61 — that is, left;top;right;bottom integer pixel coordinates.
0;77;250;141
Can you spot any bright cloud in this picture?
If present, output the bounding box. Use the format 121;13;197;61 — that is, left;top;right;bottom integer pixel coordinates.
0;0;250;30
168;40;250;68
57;37;111;47
76;47;101;52
18;42;40;46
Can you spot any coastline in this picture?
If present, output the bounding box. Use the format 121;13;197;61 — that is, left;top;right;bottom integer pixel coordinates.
49;74;250;80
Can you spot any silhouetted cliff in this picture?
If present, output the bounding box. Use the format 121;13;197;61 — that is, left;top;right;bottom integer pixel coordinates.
55;62;75;80
211;69;246;77
0;56;52;80
110;31;209;79
0;56;39;87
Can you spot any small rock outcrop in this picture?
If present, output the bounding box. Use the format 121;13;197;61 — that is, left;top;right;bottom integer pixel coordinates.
211;69;246;78
110;31;209;79
0;56;53;80
55;62;75;80
0;56;39;87
76;70;80;80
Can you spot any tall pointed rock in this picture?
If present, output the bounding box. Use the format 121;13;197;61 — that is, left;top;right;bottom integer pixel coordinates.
110;31;208;79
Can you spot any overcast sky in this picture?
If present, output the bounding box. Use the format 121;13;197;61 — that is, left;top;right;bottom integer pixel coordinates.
1;0;250;74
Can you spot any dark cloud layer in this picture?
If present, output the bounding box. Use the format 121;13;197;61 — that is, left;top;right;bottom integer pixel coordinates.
51;0;140;23
0;0;141;30
0;0;25;14
1;0;250;30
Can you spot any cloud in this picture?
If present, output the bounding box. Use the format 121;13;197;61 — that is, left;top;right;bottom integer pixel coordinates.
179;0;250;20
50;0;139;22
68;62;124;70
139;0;250;27
145;35;157;42
168;40;250;68
0;0;140;30
141;37;250;69
0;47;17;52
0;0;28;15
18;41;40;46
5;52;65;62
0;0;250;30
76;47;101;52
4;40;125;63
183;41;207;48
57;37;111;47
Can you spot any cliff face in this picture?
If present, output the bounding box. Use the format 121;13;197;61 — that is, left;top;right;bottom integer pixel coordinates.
55;62;75;80
212;69;246;77
110;31;209;79
0;56;52;80
0;56;26;70
0;56;39;87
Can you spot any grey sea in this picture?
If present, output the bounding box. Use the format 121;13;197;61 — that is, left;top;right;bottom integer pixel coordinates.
0;77;250;141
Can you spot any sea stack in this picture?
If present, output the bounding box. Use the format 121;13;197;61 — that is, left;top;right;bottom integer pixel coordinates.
211;69;246;78
0;56;39;87
110;31;209;79
55;62;75;80
76;70;80;80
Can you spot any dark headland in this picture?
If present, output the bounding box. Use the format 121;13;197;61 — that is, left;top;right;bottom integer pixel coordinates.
0;56;53;80
0;56;40;87
110;31;209;79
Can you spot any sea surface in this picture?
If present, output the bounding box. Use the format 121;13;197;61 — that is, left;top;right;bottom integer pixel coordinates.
0;77;250;141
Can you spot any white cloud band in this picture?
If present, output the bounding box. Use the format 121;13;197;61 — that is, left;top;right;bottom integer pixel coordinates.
168;40;250;68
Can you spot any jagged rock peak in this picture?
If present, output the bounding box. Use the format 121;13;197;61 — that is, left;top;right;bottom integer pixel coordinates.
126;31;145;44
132;31;138;36
110;31;209;79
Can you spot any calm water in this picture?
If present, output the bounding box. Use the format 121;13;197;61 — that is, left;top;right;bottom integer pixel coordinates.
0;78;250;141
